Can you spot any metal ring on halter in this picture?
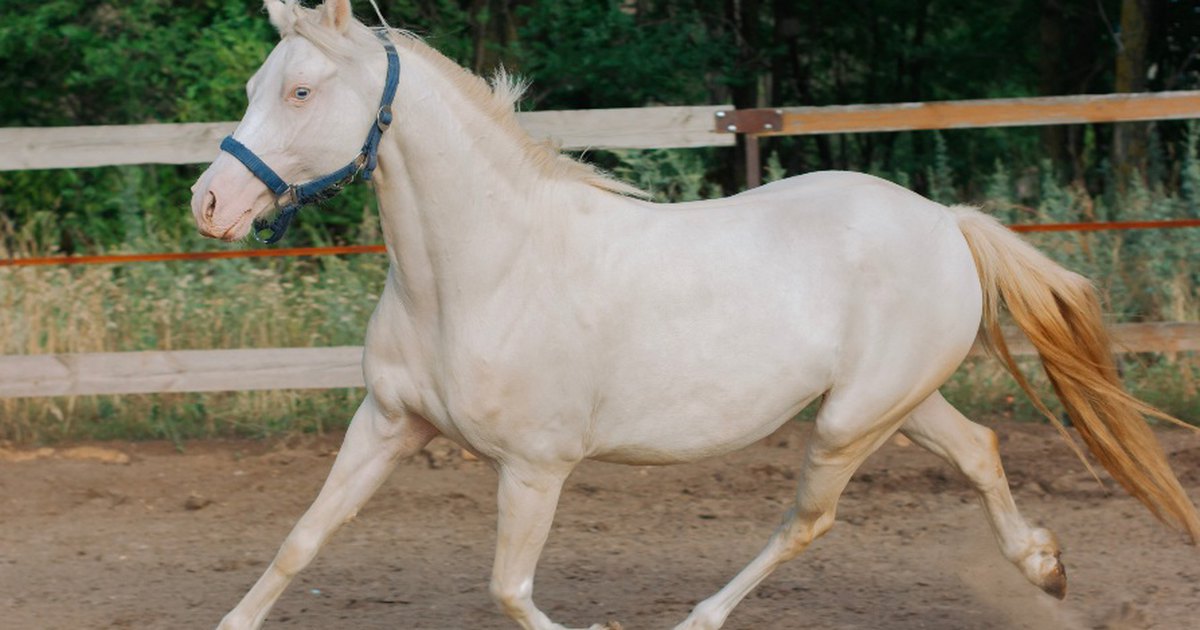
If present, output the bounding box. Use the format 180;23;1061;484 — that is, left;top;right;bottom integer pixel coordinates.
247;185;301;244
276;185;299;211
377;105;393;132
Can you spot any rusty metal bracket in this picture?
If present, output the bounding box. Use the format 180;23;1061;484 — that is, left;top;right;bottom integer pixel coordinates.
714;108;784;134
715;109;784;189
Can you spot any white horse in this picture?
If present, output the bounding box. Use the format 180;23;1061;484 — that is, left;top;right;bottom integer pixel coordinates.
190;2;1200;628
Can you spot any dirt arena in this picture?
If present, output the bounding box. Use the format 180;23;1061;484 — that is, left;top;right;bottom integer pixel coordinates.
2;419;1198;630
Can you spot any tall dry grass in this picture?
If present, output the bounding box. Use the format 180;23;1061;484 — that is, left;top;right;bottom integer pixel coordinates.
0;225;388;443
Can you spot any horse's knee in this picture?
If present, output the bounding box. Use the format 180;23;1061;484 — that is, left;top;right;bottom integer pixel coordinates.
489;576;533;617
777;509;837;560
274;530;321;576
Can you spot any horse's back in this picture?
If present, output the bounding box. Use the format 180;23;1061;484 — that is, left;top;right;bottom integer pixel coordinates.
629;170;979;316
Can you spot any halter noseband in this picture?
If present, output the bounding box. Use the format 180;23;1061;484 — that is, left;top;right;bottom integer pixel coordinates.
219;30;400;244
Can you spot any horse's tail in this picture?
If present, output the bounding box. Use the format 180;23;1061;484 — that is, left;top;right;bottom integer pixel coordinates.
951;205;1200;543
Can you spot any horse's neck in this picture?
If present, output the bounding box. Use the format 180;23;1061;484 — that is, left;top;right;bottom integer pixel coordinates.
368;47;589;315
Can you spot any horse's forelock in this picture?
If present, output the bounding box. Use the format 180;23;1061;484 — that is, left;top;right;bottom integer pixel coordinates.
265;0;301;36
262;1;366;57
261;2;378;66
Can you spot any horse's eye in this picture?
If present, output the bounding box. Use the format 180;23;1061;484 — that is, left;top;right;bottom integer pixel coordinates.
293;86;312;101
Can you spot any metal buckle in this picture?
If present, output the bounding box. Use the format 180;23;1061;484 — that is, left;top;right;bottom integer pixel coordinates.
275;185;298;211
250;186;298;243
376;105;393;132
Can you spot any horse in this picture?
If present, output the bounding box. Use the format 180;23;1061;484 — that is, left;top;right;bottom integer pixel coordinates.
189;2;1200;628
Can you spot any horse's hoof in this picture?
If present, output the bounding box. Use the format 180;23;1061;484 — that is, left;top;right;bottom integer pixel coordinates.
1037;554;1067;600
1016;528;1067;599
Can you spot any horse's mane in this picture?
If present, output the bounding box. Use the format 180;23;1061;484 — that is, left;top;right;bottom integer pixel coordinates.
274;1;648;199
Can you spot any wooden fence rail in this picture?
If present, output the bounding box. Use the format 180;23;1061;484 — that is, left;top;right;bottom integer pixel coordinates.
751;91;1200;136
1;323;1196;399
3;92;1198;171
0;106;732;171
713;91;1200;187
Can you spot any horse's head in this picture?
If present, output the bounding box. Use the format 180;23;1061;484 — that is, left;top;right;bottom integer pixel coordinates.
190;0;389;241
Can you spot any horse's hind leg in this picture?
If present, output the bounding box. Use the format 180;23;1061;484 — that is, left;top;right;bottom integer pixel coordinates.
674;387;924;630
217;397;439;630
901;391;1066;598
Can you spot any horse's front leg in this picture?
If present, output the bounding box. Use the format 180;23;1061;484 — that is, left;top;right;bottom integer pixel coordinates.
491;463;613;630
217;397;438;630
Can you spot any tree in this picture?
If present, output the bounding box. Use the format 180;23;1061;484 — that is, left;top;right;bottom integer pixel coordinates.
1112;0;1154;185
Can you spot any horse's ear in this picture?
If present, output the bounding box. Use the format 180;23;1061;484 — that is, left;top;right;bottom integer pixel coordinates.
264;0;293;34
321;0;353;33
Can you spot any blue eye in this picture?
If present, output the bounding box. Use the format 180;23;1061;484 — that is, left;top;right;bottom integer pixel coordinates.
293;86;312;100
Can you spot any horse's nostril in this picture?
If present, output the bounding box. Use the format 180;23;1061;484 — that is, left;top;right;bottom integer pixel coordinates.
204;191;217;222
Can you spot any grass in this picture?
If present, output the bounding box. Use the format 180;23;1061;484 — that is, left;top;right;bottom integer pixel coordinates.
942;353;1200;428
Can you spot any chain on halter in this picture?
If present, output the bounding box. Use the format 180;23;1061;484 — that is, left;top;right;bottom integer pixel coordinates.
218;29;400;244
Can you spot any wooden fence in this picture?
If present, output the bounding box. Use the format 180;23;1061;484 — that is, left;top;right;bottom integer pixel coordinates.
2;91;1198;399
2;323;1197;399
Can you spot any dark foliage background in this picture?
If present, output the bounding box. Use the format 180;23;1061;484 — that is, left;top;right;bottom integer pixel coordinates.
0;0;1197;250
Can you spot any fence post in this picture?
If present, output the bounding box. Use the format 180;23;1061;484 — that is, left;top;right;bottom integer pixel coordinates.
744;134;762;188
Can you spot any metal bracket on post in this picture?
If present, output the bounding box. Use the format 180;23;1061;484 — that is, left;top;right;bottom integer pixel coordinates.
715;109;784;188
713;109;784;135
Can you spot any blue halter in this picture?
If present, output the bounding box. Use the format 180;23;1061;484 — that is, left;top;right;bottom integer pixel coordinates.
219;30;401;244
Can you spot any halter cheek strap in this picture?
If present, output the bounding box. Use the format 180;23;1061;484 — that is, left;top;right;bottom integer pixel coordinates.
219;29;400;244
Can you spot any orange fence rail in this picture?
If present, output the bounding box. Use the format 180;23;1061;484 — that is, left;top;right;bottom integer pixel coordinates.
2;219;1198;268
0;244;385;268
1008;218;1200;233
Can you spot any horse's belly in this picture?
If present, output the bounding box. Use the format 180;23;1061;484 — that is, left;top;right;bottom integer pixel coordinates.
588;389;826;465
584;323;838;465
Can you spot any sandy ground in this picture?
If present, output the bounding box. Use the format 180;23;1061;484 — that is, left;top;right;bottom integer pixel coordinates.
2;420;1198;630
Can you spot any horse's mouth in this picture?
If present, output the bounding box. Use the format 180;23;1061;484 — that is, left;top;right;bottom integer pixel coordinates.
206;206;262;242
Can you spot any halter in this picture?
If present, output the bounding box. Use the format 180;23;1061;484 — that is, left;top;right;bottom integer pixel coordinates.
219;30;400;244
